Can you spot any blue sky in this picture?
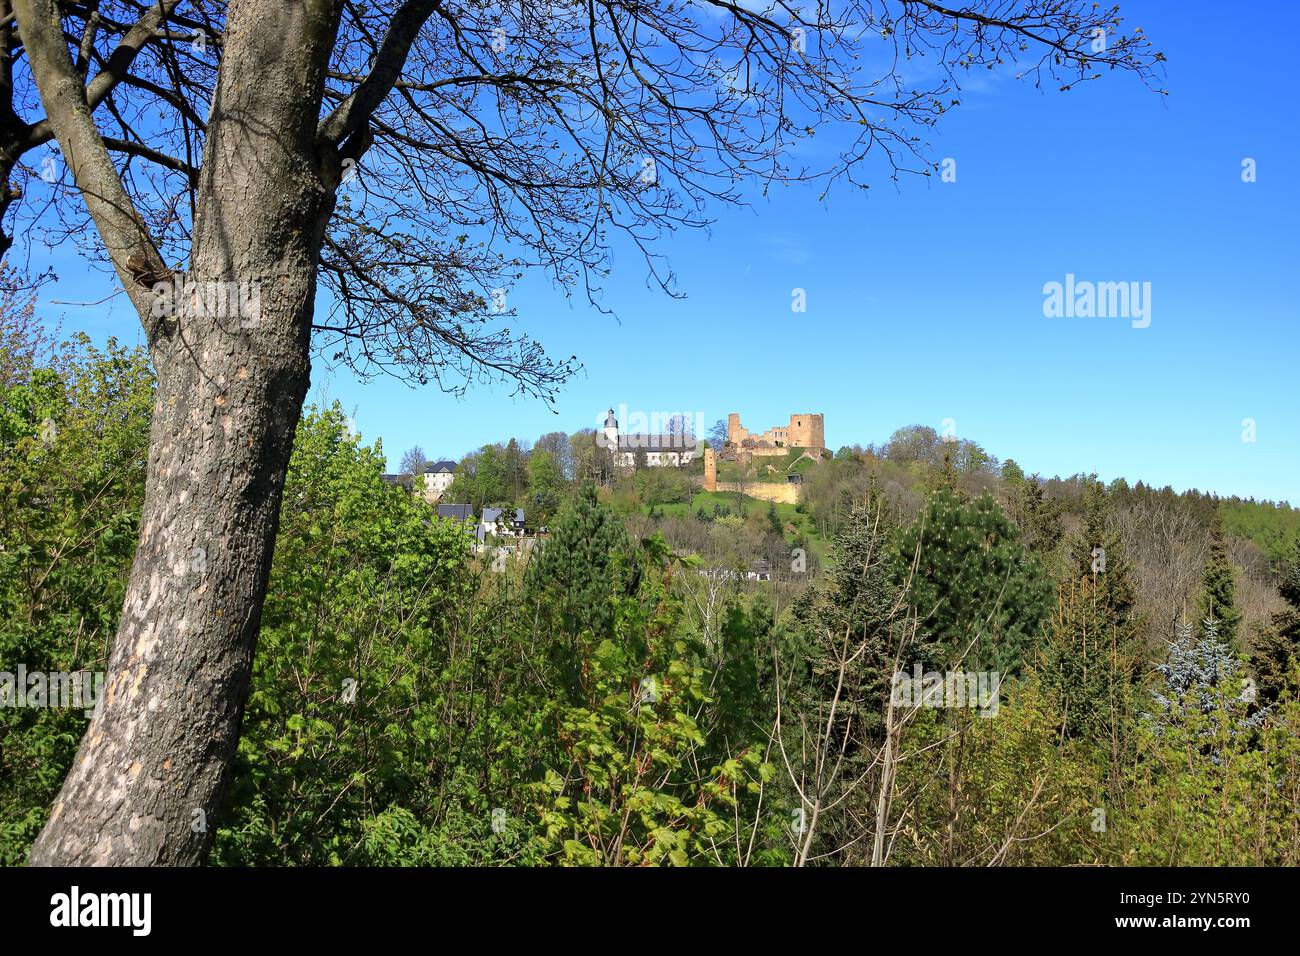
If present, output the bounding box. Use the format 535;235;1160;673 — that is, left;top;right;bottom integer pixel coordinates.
29;2;1299;503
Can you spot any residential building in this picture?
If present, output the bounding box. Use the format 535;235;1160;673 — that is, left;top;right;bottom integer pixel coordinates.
421;460;458;503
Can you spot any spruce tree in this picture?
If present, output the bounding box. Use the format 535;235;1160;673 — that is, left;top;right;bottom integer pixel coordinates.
1151;618;1259;740
1036;577;1141;792
1251;542;1300;705
789;500;912;858
766;502;783;536
1036;481;1143;789
1196;516;1242;648
1019;476;1063;555
799;502;909;687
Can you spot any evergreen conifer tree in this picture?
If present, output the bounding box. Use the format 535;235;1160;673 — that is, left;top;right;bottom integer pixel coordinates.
524;484;634;641
1251;542;1300;705
1196;516;1242;648
898;489;1051;674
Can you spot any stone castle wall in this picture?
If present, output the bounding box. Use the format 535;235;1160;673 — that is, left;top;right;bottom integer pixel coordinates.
712;481;800;505
727;412;825;450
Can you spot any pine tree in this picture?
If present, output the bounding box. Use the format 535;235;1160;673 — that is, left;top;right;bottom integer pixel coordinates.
898;489;1052;675
524;484;633;641
1196;516;1242;649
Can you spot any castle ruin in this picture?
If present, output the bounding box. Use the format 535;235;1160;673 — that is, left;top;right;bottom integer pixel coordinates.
704;411;826;505
726;412;825;455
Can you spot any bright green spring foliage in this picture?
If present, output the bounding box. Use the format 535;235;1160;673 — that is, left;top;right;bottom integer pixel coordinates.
1116;640;1300;866
530;547;768;865
4;329;1300;867
892;678;1107;866
0;335;153;863
215;422;771;865
1220;498;1300;563
522;500;770;865
211;404;488;865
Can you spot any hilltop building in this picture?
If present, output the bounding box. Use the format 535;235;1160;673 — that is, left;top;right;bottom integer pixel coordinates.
706;411;827;505
726;412;825;454
601;409;699;467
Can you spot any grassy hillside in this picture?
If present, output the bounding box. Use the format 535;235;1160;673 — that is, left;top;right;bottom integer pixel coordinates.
644;490;826;558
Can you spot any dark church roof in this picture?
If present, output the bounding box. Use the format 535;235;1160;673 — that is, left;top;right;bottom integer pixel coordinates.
617;434;698;454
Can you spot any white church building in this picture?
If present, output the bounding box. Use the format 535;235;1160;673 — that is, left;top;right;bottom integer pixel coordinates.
599;408;699;468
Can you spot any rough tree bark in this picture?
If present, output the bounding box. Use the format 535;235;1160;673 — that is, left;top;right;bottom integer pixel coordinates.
23;0;344;865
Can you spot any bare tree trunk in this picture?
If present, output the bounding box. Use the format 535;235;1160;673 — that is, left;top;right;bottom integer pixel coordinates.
26;0;342;865
871;697;899;866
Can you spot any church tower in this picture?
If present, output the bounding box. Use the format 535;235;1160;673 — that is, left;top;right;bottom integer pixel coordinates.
602;409;619;450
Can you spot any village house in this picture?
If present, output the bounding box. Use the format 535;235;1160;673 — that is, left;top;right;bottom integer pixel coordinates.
478;507;526;541
420;460;458;503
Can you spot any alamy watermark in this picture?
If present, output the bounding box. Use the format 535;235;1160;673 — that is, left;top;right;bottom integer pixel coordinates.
50;886;151;936
1;665;104;717
597;404;703;450
1042;273;1151;329
151;275;261;326
890;664;1002;717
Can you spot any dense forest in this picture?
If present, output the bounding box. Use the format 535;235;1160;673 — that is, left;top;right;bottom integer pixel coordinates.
5;310;1299;866
0;0;1198;872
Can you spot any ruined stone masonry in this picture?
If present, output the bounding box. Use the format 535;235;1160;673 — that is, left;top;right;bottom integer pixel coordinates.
704;410;825;504
727;412;825;453
712;480;800;505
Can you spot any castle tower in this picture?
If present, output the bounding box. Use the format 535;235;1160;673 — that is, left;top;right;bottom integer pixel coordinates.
726;413;747;446
787;413;825;449
703;446;717;492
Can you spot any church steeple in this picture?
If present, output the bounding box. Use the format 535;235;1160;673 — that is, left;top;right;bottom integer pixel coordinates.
603;409;619;449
